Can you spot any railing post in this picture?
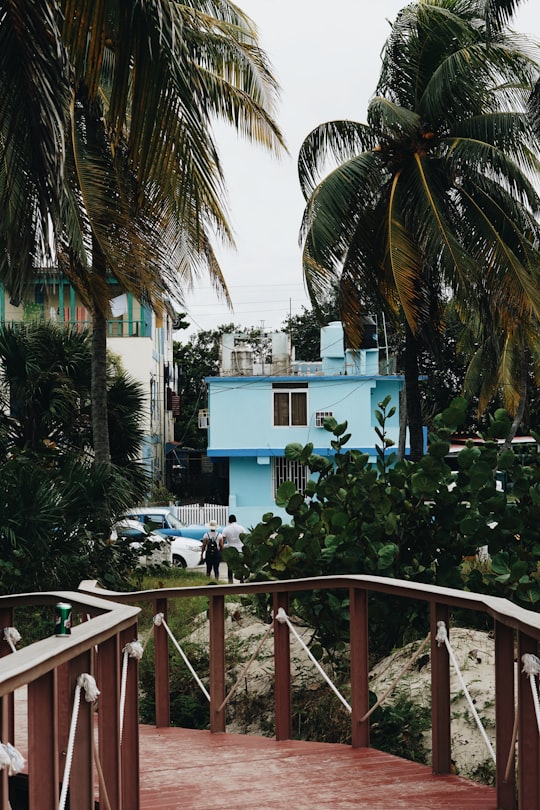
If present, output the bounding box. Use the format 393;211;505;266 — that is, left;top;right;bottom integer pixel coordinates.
0;697;8;810
209;594;226;733
0;606;13;810
273;591;291;741
28;670;59;809
349;585;369;748
56;662;71;792
64;650;94;808
430;602;451;774
154;597;170;728
517;630;540;808
120;623;140;810
495;620;516;810
0;607;14;744
97;633;122;809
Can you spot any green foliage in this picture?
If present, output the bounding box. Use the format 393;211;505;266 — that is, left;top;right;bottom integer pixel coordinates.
0;322;151;594
369;691;431;763
0;451;149;594
147;484;177;506
228;397;540;657
139;636;210;728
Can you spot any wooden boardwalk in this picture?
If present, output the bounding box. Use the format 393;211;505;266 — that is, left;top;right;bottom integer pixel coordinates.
138;725;497;810
13;689;498;808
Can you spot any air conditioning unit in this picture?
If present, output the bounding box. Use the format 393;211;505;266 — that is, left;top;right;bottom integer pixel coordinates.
198;408;209;429
315;411;333;428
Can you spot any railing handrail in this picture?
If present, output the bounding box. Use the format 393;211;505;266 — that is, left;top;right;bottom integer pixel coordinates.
79;571;540;810
0;589;141;808
78;574;540;639
0;590;140;696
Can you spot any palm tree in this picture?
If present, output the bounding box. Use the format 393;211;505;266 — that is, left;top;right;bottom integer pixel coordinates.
61;0;285;464
0;1;70;296
0;1;285;465
0;321;147;476
298;0;540;459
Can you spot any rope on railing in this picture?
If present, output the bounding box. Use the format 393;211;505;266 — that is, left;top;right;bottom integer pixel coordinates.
504;708;519;782
59;674;100;810
360;632;431;722
119;640;144;745
275;608;352;713
217;620;275;714
436;621;496;763
3;626;21;652
521;654;540;734
153;612;210;702
503;653;540;781
0;741;25;774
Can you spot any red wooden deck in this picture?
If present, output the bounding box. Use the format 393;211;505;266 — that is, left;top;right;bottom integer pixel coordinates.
12;689;498;808
138;725;497;810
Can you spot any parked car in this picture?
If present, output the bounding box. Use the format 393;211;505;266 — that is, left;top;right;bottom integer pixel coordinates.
113;516;204;568
169;537;204;569
112;519;172;566
118;509;205;568
121;506;222;542
121;506;188;536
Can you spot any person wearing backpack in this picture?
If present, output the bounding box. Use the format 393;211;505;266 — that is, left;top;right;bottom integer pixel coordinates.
200;520;224;579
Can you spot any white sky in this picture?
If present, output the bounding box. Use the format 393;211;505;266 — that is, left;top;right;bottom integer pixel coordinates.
178;0;540;338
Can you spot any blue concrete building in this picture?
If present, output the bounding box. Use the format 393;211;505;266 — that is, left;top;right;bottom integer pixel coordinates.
205;321;406;528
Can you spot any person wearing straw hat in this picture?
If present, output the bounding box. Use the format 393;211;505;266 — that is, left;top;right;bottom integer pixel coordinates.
200;520;223;579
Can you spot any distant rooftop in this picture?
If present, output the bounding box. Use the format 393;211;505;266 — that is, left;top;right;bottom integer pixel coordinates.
218;320;397;378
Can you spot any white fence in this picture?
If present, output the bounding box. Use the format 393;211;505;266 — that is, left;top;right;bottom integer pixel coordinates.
173;503;229;526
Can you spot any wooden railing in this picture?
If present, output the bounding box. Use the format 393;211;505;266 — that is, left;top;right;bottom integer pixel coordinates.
0;590;140;810
79;574;540;810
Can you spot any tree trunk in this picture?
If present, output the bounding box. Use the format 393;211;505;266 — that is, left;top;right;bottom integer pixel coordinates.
398;387;407;461
404;323;424;460
504;356;528;450
91;237;111;465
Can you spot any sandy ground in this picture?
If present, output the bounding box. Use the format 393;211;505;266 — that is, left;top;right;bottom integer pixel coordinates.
369;627;504;779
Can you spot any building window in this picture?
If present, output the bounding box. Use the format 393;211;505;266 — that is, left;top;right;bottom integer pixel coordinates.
272;457;310;497
272;383;307;426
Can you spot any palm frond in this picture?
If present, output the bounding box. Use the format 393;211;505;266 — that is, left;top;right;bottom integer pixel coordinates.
298;121;378;198
367;97;421;139
0;0;70;294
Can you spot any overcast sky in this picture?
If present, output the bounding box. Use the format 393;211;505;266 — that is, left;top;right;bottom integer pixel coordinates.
178;0;540;339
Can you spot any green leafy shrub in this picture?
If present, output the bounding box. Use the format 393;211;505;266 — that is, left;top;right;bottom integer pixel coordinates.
228;397;540;659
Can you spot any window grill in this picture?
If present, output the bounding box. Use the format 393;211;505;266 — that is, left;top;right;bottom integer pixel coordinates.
272;456;310;497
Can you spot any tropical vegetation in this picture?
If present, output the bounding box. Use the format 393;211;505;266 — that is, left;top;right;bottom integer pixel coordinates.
298;0;540;459
0;0;285;464
226;397;540;657
0;322;149;594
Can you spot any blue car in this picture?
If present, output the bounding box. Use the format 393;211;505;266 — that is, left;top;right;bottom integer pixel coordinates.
121;507;222;541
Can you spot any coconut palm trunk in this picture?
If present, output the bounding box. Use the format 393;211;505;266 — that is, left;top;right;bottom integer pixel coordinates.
91;310;110;465
404;323;424;460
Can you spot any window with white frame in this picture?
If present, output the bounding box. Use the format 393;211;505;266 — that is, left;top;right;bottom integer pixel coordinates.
272;382;308;426
272;456;310;497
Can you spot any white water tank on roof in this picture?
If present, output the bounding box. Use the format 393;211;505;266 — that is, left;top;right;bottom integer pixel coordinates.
231;346;253;376
320;322;344;359
272;332;290;375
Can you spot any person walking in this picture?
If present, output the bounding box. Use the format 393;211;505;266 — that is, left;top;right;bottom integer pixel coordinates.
221;514;247;583
201;520;223;579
